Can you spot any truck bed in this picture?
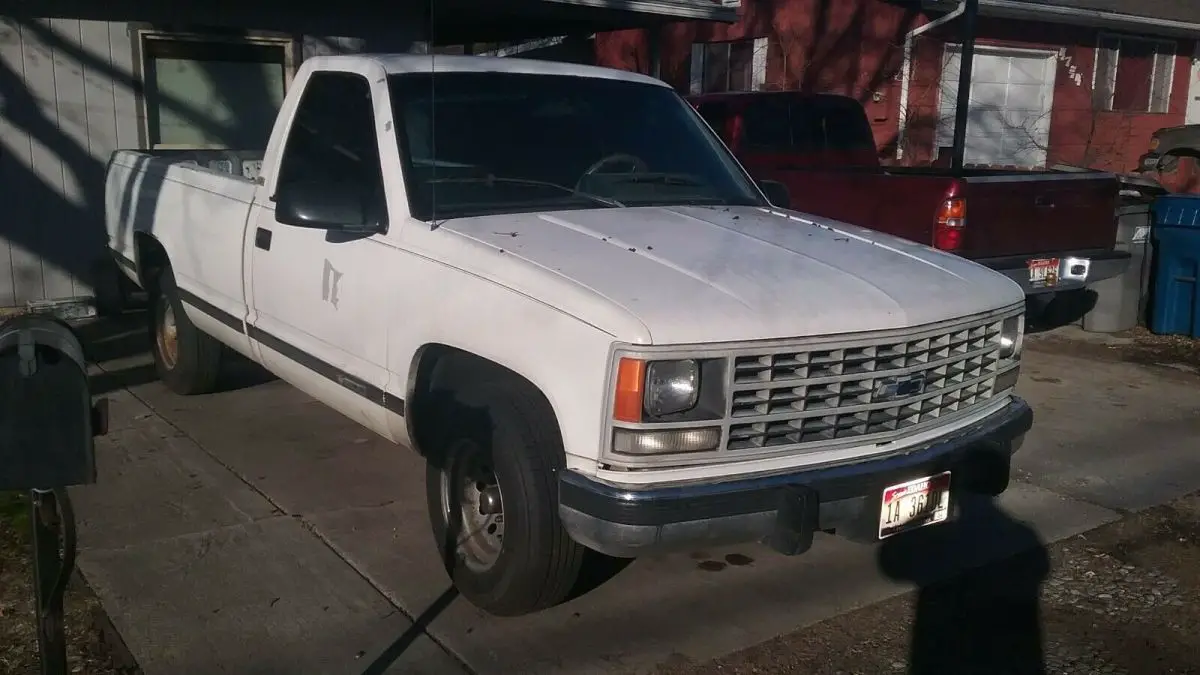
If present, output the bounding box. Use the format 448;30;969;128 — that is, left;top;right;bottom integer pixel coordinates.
740;160;1119;259
104;149;258;351
689;90;1122;274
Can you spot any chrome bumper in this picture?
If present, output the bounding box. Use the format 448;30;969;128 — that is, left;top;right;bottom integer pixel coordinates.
978;252;1131;296
558;397;1034;558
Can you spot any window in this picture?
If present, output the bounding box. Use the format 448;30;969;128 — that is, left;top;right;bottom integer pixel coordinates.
388;72;764;221
140;34;294;149
689;39;768;94
1093;35;1176;114
275;73;387;226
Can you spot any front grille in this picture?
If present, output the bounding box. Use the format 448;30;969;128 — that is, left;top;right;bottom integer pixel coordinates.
726;316;1006;452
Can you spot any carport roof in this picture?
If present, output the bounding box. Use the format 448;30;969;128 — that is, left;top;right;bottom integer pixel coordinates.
6;0;739;44
922;0;1200;36
543;0;739;22
429;0;738;44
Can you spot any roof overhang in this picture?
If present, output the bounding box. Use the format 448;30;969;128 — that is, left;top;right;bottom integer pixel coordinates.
922;0;1200;38
430;0;739;43
3;0;739;45
542;0;739;22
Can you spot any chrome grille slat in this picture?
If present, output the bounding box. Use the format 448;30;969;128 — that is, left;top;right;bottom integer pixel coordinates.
725;315;1007;452
727;371;998;423
729;342;1002;392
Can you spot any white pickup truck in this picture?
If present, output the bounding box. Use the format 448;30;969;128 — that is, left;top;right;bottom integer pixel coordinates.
103;54;1033;616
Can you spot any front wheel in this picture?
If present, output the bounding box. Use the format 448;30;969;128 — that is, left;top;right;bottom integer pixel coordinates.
149;265;222;395
424;381;586;616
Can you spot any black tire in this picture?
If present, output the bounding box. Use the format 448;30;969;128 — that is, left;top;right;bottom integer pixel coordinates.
91;256;129;317
425;380;586;616
149;265;222;395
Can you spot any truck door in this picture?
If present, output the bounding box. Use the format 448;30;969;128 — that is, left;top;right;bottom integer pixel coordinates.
244;70;398;436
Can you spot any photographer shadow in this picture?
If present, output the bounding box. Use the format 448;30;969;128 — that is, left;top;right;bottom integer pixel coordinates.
878;488;1050;675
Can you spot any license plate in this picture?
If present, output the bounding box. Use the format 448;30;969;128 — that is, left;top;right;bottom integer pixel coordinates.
1028;258;1060;288
878;472;952;539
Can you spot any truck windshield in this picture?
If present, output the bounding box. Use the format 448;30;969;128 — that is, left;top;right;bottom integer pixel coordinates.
388;72;765;220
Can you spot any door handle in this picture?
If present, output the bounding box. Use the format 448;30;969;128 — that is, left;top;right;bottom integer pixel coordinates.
255;227;272;251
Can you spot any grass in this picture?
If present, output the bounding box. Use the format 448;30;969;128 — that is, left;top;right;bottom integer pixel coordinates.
2;491;29;533
0;490;136;674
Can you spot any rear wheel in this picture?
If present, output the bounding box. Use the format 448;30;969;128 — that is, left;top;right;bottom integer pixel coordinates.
424;380;586;616
150;265;222;395
91;256;132;317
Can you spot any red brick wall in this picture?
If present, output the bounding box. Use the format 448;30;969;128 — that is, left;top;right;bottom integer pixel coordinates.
595;4;1196;173
906;17;1194;171
592;0;922;154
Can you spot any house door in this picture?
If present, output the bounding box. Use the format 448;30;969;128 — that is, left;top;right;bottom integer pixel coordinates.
1187;44;1200;125
936;45;1058;168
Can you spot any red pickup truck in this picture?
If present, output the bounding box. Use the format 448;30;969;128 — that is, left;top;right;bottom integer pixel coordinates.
689;91;1128;298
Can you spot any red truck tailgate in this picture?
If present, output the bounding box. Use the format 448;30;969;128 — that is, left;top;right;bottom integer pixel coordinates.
957;173;1119;259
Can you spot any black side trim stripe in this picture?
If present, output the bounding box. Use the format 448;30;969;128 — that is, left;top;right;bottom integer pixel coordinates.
110;248;137;273
175;288;405;416
177;287;243;333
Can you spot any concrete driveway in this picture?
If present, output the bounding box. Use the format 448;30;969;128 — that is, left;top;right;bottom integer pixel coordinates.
70;318;1200;675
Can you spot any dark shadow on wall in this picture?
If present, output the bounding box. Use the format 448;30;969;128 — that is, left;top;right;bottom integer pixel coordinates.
1;18;295;307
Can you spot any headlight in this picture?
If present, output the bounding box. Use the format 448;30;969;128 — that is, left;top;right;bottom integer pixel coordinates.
613;427;721;455
644;359;700;417
999;314;1024;359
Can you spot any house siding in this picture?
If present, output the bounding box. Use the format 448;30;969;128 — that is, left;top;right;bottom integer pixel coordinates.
0;18;139;306
596;1;1197;172
0;15;420;308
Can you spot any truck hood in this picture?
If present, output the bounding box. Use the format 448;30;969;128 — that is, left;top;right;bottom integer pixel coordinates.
439;205;1025;345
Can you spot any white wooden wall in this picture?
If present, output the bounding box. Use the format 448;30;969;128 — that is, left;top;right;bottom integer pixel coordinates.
0;17;419;309
0;17;141;307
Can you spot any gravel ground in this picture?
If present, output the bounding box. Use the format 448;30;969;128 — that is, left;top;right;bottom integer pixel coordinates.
658;492;1200;675
0;491;139;675
6;480;1200;675
1027;325;1200;374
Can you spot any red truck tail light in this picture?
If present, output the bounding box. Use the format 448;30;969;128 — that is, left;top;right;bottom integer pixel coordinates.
934;197;967;251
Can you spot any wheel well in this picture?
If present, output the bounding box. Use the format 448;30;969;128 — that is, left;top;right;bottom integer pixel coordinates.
134;233;168;292
406;344;561;457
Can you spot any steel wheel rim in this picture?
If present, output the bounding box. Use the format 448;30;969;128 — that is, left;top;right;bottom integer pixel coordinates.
157;298;179;369
441;439;505;573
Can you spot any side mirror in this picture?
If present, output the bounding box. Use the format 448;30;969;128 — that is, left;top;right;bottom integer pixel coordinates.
274;180;380;233
0;315;105;491
758;179;791;210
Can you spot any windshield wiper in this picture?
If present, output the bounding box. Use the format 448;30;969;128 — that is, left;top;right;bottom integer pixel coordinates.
425;175;624;208
604;172;708;187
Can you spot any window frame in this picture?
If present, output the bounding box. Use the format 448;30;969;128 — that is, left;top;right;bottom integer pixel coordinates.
385;71;768;222
1091;32;1177;115
133;29;298;150
273;70;390;232
688;38;768;95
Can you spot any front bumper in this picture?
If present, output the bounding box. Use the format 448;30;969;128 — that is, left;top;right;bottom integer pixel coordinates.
977;251;1131;295
558;396;1033;558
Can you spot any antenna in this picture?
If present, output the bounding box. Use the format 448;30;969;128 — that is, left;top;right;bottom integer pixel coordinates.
429;0;440;230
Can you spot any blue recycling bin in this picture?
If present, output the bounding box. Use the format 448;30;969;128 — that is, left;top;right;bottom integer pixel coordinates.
1150;194;1200;338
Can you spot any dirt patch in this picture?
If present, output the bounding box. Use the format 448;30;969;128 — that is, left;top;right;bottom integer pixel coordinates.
658;493;1200;675
0;491;141;675
1028;326;1200;373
